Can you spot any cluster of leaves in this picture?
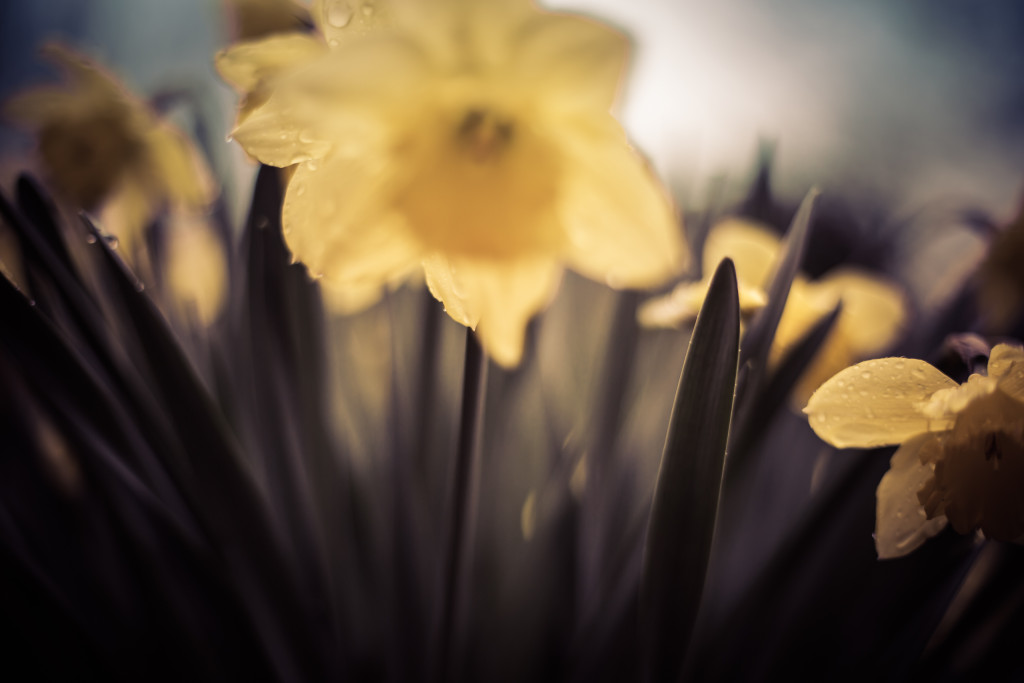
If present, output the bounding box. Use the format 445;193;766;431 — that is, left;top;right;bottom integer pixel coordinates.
1;159;1022;683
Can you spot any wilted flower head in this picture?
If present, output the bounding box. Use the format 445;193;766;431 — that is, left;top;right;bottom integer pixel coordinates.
217;0;686;366
805;344;1024;558
5;45;214;255
640;217;906;403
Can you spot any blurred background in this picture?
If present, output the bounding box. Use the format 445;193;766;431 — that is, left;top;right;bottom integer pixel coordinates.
3;0;1023;214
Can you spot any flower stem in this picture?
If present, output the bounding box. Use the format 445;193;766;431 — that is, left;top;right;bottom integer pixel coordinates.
435;327;488;683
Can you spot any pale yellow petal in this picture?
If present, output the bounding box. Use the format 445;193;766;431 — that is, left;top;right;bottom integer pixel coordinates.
215;33;326;93
817;268;907;355
145;124;216;208
229;34;427;166
804;358;958;448
558;115;685;289
917;373;999;421
426;256;562;367
702;217;780;288
422;254;480;329
637;281;708;328
282;155;421;287
512;11;629;112
312;0;390;47
165;214;227;326
98;176;154;257
875;434;949;559
319;277;386;314
989;343;1024;401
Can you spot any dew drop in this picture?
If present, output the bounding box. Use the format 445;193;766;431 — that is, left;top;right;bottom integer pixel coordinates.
326;1;353;27
225;134;234;142
256;216;270;230
104;234;119;249
328;38;340;47
135;281;145;293
85;233;97;244
361;2;374;15
28;299;36;307
306;159;319;171
837;379;846;389
279;133;288;140
894;360;906;370
861;370;872;380
296;186;306;197
859;389;869;397
298;129;315;144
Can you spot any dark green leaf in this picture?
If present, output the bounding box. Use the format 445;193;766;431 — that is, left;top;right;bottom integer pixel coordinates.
640;257;740;683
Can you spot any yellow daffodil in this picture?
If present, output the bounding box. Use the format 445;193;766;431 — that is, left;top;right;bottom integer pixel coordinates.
5;45;215;256
164;213;228;326
216;0;685;366
805;344;1024;558
639;217;906;404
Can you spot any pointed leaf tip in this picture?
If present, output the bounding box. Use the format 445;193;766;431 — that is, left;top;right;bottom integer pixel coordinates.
641;257;740;682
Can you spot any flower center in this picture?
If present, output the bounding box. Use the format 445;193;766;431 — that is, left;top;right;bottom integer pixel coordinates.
394;103;564;258
455;108;514;163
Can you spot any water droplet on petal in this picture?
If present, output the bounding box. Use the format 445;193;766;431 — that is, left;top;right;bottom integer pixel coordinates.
861;370;872;379
306;159;319;171
104;234;119;249
296;186;306;197
298;130;315;144
135;281;145;293
894;360;906;370
326;1;353;27
328;38;340;47
361;2;374;15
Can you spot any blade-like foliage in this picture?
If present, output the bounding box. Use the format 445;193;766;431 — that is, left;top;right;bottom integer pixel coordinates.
640;257;740;683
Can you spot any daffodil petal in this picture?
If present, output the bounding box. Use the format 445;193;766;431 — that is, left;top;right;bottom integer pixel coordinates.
559;115;685;289
875;433;949;559
422;254;480;329
282;156;421;287
166;214;227;325
99;176;154;256
229;34;428;166
319;277;387;314
989;343;1024;401
427;256;562;367
804;358;957;448
215;33;326;93
702;217;780;288
637;281;707;328
146;124;216;208
312;0;389;47
512;11;629;112
817;268;907;355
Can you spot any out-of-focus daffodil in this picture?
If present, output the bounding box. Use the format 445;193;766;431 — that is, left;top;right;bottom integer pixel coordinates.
165;213;228;326
639;217;906;404
5;45;215;257
805;344;1024;558
217;0;686;366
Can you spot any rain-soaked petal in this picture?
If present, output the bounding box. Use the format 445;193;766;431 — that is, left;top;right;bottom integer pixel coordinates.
875;433;949;559
804;357;958;448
